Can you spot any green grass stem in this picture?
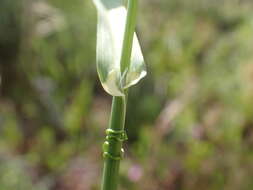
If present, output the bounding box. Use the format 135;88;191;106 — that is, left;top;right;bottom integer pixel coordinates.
101;0;138;190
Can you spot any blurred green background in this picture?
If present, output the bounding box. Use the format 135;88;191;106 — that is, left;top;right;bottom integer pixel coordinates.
1;0;253;189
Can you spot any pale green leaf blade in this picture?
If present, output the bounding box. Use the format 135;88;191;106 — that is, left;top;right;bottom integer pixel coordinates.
93;0;146;96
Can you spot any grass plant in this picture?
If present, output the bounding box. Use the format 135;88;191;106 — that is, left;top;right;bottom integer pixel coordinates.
92;0;146;189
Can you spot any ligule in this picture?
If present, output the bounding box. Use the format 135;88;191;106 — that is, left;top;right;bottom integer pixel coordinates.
93;0;146;96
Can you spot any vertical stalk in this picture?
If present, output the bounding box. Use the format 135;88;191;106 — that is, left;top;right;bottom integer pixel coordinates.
120;0;138;74
101;0;138;190
101;96;126;190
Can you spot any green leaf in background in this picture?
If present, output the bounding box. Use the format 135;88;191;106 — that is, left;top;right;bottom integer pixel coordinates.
92;0;146;96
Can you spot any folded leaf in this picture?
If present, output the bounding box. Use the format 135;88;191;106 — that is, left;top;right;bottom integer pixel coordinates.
93;0;146;96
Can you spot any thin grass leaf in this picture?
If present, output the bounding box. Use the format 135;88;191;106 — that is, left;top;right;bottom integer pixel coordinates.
93;0;146;96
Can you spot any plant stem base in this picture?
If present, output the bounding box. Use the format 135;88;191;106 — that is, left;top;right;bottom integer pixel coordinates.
101;96;126;190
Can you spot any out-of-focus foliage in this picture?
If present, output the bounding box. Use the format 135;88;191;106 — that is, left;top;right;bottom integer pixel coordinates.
1;0;253;189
